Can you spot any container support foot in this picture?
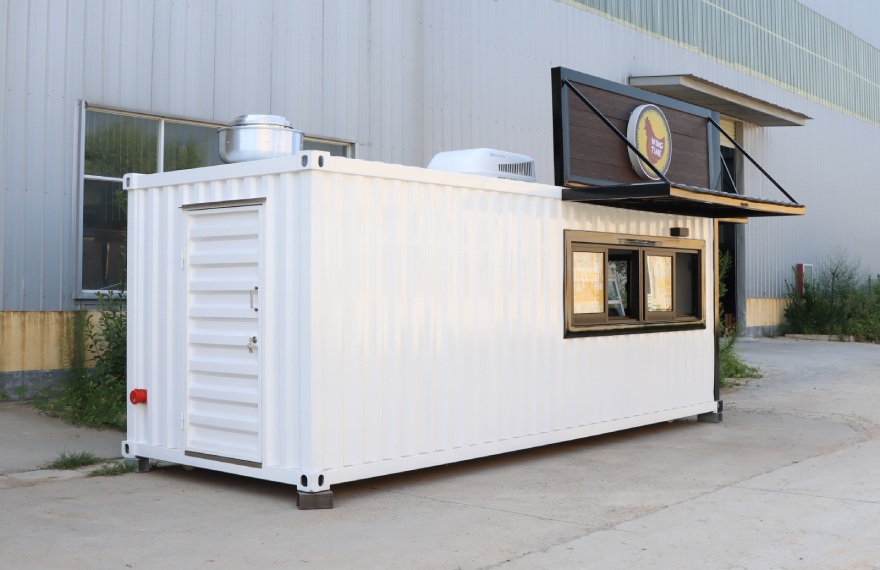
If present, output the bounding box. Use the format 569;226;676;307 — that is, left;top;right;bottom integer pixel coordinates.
698;400;723;423
123;457;151;473
297;490;334;510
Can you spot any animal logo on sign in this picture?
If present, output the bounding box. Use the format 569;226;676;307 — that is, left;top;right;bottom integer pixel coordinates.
626;105;672;180
644;117;666;165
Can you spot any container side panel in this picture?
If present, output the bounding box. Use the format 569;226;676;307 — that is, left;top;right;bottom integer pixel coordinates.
126;158;714;484
360;176;386;463
162;186;181;449
341;174;368;465
261;173;303;469
306;167;715;473
126;184;147;444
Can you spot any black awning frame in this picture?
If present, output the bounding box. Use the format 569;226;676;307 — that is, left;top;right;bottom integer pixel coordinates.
558;77;804;218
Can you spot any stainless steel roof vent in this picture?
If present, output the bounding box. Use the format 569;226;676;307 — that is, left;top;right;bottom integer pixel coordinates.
219;115;303;163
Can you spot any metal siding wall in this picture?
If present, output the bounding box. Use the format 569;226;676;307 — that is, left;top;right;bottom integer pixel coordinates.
416;0;880;305
566;0;880;126
150;0;216;117
45;0;71;306
120;1;154;112
212;0;269;120
743;105;880;302
2;0;80;310
362;0;424;165
4;0;879;317
24;0;49;311
0;0;7;307
799;0;880;48
3;0;27;309
420;0;561;174
269;2;324;138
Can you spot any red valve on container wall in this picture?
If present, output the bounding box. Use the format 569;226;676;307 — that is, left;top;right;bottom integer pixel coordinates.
130;389;148;405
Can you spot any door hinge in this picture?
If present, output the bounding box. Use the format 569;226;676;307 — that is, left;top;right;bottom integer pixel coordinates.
180;411;185;430
180;252;186;269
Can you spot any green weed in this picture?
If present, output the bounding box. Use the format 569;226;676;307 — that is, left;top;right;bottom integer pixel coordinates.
719;330;761;387
716;250;760;386
44;450;101;470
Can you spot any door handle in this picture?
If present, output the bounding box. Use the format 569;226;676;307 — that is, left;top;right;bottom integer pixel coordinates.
249;287;259;311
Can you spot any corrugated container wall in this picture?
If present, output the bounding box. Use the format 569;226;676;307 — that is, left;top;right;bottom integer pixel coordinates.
2;0;880;311
124;154;717;490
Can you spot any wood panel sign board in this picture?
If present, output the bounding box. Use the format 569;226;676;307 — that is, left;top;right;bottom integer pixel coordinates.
551;67;805;219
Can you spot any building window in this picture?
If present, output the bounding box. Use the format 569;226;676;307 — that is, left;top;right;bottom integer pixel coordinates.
564;230;704;335
79;106;353;295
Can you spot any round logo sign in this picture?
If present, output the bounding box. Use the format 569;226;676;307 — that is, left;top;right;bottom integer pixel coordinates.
626;104;672;180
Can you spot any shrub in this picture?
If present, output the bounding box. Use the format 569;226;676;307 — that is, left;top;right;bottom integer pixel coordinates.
35;290;127;429
783;248;880;342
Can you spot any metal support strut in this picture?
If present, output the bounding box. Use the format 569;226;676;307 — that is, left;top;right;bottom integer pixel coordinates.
707;116;799;204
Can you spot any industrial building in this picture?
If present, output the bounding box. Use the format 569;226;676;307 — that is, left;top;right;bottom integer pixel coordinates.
1;0;879;396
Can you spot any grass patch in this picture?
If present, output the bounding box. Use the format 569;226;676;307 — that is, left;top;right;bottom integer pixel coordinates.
44;450;101;470
88;462;131;477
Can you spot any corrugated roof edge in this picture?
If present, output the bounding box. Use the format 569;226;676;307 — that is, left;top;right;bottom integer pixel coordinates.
123;151;562;201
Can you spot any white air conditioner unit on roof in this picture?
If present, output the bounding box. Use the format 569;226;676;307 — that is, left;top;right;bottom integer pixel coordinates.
428;148;537;182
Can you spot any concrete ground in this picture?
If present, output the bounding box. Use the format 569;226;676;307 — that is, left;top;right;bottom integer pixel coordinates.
0;402;123;475
0;337;878;569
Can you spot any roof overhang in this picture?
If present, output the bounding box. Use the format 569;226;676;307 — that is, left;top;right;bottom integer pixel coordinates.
629;74;810;127
562;181;806;219
552;67;806;219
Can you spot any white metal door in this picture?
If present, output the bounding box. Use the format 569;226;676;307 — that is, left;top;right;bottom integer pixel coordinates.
184;205;262;465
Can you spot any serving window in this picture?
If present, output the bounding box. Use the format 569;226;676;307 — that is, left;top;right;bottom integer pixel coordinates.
565;230;705;336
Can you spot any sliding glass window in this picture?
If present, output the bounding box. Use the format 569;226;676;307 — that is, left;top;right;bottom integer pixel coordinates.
564;230;704;335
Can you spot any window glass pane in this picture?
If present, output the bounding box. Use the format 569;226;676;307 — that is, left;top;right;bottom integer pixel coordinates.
303;139;350;156
164;121;224;172
82;179;127;291
646;255;673;312
675;252;699;317
573;251;604;314
608;249;639;317
85;111;158;177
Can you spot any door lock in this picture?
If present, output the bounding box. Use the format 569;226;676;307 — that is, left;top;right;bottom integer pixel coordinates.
247;336;258;353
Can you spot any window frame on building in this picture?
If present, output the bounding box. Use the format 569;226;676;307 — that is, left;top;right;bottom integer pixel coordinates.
564;230;706;336
76;103;353;299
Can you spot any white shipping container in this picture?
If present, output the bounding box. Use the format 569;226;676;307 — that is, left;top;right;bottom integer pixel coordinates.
122;151;718;508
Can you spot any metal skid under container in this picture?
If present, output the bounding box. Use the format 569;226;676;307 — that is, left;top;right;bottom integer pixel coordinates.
122;151;718;508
